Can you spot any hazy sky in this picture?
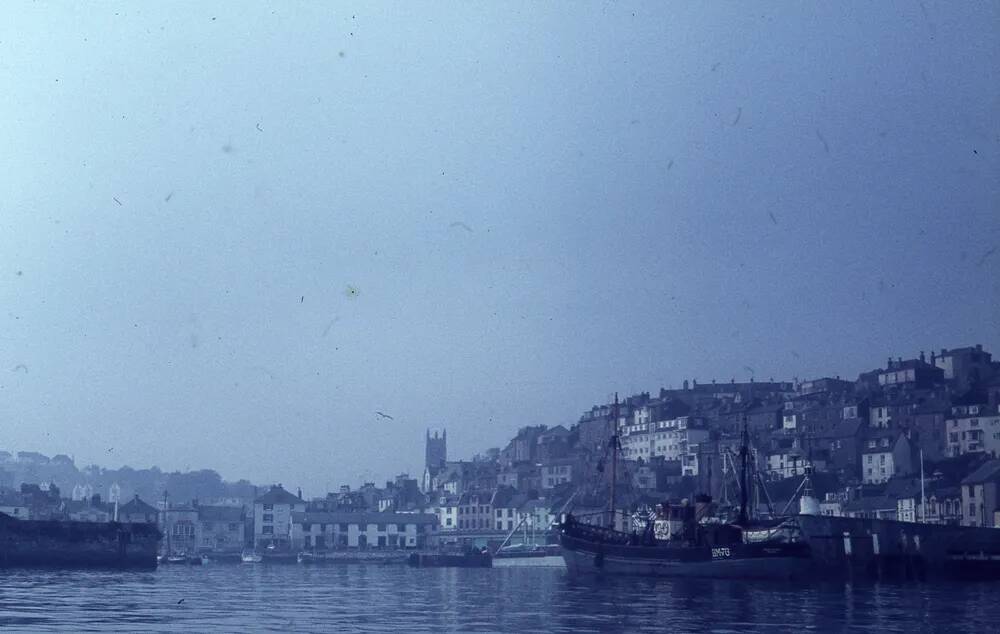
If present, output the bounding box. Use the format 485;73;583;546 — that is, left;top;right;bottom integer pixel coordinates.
1;2;997;494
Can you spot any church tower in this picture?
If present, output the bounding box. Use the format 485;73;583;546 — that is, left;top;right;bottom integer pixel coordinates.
425;429;447;470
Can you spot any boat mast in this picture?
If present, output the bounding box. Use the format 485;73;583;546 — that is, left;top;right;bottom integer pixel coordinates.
609;392;619;529
162;489;170;556
920;449;926;523
738;414;749;525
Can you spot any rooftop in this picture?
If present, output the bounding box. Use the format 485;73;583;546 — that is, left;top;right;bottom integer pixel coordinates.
254;486;304;505
962;459;1000;485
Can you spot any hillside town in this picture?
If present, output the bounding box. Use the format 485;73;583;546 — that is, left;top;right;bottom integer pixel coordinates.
2;343;1000;556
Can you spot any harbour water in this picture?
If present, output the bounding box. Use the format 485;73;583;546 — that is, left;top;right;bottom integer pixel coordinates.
1;563;999;632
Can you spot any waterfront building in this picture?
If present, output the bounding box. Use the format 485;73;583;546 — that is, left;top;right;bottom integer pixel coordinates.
253;485;305;550
161;503;199;555
289;511;438;550
196;505;246;553
960;460;1000;527
891;479;963;525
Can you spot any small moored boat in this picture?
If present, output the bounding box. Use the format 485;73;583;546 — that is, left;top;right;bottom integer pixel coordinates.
241;550;263;563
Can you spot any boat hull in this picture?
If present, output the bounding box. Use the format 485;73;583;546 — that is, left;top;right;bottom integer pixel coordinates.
0;516;159;569
559;525;811;580
794;514;1000;580
407;552;493;568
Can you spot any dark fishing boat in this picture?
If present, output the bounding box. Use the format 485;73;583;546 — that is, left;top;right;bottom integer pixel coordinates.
559;506;811;579
558;398;812;579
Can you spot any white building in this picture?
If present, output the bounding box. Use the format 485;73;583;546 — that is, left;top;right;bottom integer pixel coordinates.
620;416;709;463
540;460;575;489
861;433;914;484
253;485;305;550
945;405;1000;457
433;496;459;530
290;512;438;550
765;447;823;481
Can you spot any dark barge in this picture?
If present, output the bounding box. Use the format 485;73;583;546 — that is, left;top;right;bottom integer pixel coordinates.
407;550;493;568
795;513;1000;580
0;513;160;569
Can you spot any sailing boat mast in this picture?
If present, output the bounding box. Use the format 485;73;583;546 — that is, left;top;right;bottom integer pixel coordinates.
609;392;619;529
162;489;171;556
738;414;749;525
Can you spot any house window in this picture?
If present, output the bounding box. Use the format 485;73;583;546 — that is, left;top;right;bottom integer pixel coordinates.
263;514;273;523
970;503;976;517
229;523;238;531
397;524;406;532
262;526;274;534
377;524;386;532
263;504;273;511
339;523;349;531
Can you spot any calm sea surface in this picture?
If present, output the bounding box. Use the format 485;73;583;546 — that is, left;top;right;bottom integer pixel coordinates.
1;561;998;633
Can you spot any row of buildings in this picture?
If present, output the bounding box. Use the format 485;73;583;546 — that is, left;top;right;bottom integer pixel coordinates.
3;343;1000;552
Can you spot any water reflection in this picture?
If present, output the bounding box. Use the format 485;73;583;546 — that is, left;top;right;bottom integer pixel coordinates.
0;566;997;632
